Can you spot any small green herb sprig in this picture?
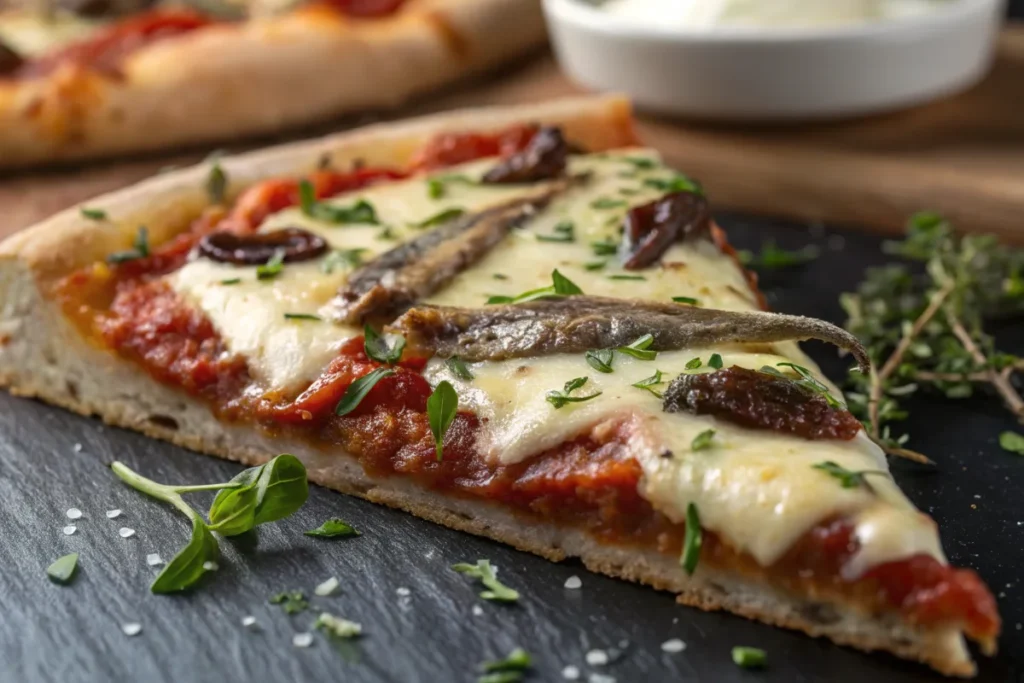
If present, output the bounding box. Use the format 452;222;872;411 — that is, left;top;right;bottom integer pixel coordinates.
452;559;519;602
841;213;1024;461
110;455;308;593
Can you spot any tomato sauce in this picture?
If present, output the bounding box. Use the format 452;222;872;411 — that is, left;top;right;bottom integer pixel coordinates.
318;0;407;17
51;125;998;645
13;10;213;80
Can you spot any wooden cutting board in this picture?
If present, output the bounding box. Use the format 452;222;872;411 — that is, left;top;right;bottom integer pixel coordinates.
3;26;1024;242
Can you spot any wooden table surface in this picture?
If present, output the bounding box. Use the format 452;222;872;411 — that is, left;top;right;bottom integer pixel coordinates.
3;26;1024;243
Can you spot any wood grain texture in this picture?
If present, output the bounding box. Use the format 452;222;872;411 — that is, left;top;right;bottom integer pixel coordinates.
1;216;1022;683
2;29;1024;243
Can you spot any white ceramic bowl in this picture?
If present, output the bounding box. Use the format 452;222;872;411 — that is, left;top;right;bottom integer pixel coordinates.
543;0;1006;120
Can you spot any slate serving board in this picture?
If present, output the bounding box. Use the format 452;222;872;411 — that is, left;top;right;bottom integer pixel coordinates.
1;214;1022;683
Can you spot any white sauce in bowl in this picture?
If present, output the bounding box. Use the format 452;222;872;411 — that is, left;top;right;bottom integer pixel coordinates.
600;0;952;30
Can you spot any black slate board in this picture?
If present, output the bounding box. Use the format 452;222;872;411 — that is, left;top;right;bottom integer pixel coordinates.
1;214;1022;683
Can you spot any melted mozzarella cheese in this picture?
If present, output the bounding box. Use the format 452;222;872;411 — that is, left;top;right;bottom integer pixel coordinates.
167;148;944;573
0;12;100;57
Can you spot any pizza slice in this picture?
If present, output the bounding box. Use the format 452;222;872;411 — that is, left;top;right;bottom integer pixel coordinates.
0;0;544;167
0;96;999;677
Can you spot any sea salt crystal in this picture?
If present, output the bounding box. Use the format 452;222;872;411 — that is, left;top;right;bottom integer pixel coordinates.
561;665;580;680
472;605;484;616
564;575;582;590
146;553;164;566
293;633;314;648
119;527;135;538
73;443;83;453
106;509;122;519
661;638;686;653
396;587;411;597
588;674;616;683
62;525;77;536
122;623;142;637
66;508;83;520
585;649;608;666
202;561;219;571
241;616;257;627
315;577;339;596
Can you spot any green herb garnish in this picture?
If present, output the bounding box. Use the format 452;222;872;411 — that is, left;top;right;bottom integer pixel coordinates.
681;502;702;575
623;156;658;170
643;175;702;194
617;334;656;360
46;553;79;584
585;349;614;374
305;518;360;538
672;296;699;305
536;221;575;243
609;274;646;281
812;461;888;490
107;226;151;264
413;207;466;229
80;207;107;221
452;559;519;602
546;376;602;409
335;367;395;416
270;590;309;614
427;380;458;461
486;269;583;305
708;353;724;370
445;356;474;381
320;248;367;274
492;273;508;280
315;613;362;639
590;240;619;256
299;179;379;224
426;174;475;200
256;249;285;280
479;647;531;683
590;198;627;210
691;429;716;451
1000;431;1024;455
364;325;405;365
284;313;321;321
206;160;228;204
763;363;843;408
584;260;607;271
110;455;307;592
632;370;665;397
219;278;242;285
732;647;767;669
685;357;702;370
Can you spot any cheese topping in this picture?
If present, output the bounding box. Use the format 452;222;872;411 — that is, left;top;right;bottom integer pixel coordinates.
0;12;100;57
167;148;944;574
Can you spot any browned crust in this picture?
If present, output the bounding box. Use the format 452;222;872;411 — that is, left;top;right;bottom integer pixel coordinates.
0;0;548;167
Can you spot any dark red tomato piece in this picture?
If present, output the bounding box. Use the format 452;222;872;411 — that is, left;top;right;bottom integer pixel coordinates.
319;0;406;17
411;124;538;170
14;10;212;79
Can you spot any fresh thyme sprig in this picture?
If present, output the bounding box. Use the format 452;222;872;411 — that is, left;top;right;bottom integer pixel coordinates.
841;213;1024;459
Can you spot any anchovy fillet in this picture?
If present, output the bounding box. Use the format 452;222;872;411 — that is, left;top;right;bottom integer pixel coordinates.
387;296;870;371
328;182;573;325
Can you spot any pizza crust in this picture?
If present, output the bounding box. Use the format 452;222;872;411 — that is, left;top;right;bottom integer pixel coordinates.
0;0;546;168
0;96;980;677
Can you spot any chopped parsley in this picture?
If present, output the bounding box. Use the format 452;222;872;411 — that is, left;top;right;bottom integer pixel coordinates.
732;647;767;669
584;260;607;271
591;197;627;210
219;278;242;285
681;502;702;575
269;590;309;614
685;357;702;370
608;274;646;281
536;221;575;243
691;429;716;451
546;377;602;409
623;156;659;170
486;269;582;305
80;207;107;221
206;160;228;204
304;518;360;539
107;226;151;264
283;313;322;321
412;207;466;229
299;179;379;224
585;349;614;374
492;273;508;280
672;296;699;305
445;356;474;381
479;647;531;683
376;226;397;241
632;370;666;397
334;367;395;416
708;353;724;370
738;241;819;269
812;461;888;490
617;334;656;361
256;249;285;280
426;173;475;199
46;552;79;584
762;362;844;408
1000;431;1024;455
590;240;618;256
643;174;702;194
320;248;367;274
427;381;458;461
452;559;519;602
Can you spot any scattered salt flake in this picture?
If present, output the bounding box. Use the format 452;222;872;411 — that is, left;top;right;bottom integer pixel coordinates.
66;508;83;520
661;638;686;653
122;623;142;637
62;525;77;536
292;632;314;648
241;616;257;628
471;605;484;617
119;527;135;538
588;674;616;683
146;553;164;567
561;665;580;680
585;649;609;666
106;509;122;519
315;577;340;597
73;443;83;453
564;575;582;590
396;587;411;597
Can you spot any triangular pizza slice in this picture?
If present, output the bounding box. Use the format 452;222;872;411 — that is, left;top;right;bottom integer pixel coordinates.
0;96;998;676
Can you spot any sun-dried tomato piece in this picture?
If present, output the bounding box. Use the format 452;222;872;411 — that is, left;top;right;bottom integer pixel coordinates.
622;191;710;270
663;366;862;440
481;127;569;184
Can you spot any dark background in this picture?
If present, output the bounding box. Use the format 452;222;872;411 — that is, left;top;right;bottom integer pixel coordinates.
2;214;1021;683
